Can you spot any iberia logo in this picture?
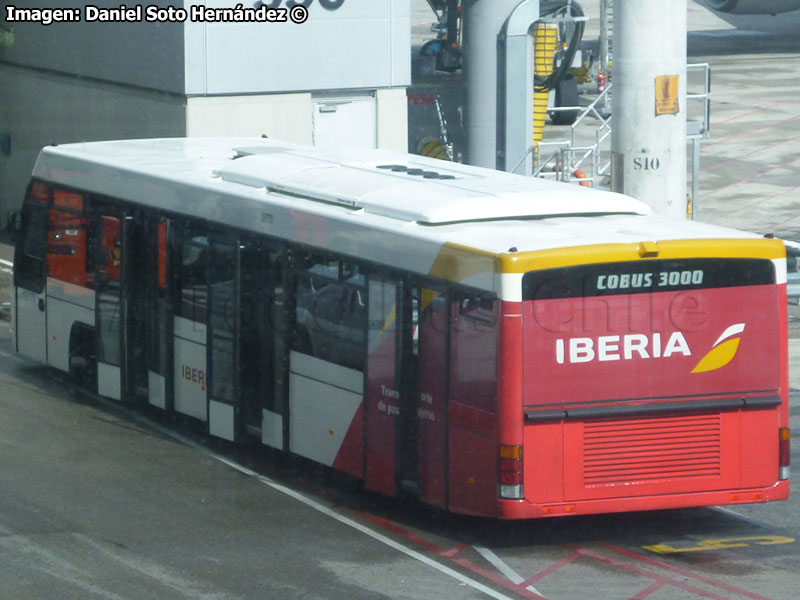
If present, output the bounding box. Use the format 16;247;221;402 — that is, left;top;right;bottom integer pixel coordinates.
691;323;745;374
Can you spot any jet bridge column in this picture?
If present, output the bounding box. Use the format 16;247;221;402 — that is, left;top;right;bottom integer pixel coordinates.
611;0;688;218
462;0;533;170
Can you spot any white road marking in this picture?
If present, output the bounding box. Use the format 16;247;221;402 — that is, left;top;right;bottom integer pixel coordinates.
474;546;543;597
0;258;13;268
474;546;525;584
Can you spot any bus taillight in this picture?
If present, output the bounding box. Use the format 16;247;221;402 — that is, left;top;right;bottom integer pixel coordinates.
779;428;791;480
499;444;523;499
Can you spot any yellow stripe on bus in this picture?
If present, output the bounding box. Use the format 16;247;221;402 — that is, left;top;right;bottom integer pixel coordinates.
427;238;784;284
498;238;785;273
428;242;499;283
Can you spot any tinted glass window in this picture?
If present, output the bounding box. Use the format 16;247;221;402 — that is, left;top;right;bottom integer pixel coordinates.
13;203;48;293
209;239;237;402
293;254;366;370
177;233;209;322
450;293;498;413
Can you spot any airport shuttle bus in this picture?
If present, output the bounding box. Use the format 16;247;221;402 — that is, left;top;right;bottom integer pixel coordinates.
11;138;790;519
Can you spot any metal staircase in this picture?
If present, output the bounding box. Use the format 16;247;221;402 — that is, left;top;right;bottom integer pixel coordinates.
534;85;613;187
532;0;711;200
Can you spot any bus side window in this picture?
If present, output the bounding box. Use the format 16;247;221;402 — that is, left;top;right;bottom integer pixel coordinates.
177;232;209;323
451;293;498;414
13;183;49;293
293;256;366;371
459;294;497;325
100;215;122;282
46;189;88;286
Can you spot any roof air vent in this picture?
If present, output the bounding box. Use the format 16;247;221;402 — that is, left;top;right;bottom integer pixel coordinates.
376;164;456;180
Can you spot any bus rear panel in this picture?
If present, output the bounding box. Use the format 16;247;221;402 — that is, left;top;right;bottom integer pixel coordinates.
504;245;789;518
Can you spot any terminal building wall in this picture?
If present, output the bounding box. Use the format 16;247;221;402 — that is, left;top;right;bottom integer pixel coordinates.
0;0;410;226
0;2;185;93
184;0;410;95
0;64;187;226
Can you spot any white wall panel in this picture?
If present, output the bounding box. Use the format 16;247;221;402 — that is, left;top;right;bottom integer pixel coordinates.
377;88;409;152
186;94;313;143
184;0;410;95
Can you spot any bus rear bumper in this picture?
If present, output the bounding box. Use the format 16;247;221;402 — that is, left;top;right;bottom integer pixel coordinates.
495;480;790;520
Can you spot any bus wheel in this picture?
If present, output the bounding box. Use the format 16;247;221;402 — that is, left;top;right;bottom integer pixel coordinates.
69;323;96;392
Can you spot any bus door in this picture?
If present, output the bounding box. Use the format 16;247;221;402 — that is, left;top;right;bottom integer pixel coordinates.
447;293;500;516
397;284;421;494
95;211;123;400
365;278;448;501
207;236;280;441
13;185;49;364
121;212;149;401
365;277;401;496
289;255;366;474
145;218;172;410
414;286;449;509
206;234;241;440
395;282;449;506
173;226;209;421
241;240;281;440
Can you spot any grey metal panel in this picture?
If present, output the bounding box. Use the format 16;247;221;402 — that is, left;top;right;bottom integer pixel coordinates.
0;65;187;222
390;0;412;86
188;0;410;95
500;0;538;175
0;1;185;93
462;0;523;169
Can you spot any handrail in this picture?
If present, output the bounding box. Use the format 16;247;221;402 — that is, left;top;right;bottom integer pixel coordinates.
686;62;711;138
533;84;613;185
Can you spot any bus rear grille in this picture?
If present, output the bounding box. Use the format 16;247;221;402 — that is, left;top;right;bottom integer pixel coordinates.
582;414;721;486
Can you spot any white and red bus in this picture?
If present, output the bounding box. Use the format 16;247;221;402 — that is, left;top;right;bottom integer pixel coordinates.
11;138;790;518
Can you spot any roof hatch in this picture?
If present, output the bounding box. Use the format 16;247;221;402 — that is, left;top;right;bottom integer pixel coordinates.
214;151;649;224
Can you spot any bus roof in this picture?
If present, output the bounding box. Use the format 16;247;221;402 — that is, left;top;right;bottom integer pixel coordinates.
33;138;773;295
37;137;649;222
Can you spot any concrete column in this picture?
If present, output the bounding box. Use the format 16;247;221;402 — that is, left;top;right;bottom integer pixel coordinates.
462;0;526;169
611;0;687;218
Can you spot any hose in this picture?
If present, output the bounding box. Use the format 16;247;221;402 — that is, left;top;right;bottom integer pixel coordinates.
535;0;585;92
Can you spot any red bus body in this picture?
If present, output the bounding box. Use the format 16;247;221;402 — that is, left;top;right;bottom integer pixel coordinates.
490;251;788;519
13;140;789;520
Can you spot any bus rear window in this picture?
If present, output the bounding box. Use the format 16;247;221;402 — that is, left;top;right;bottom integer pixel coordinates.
522;258;775;301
